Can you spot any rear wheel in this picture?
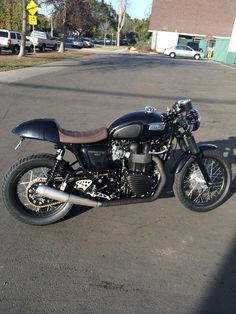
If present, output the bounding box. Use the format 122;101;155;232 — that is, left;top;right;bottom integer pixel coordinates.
28;45;33;53
169;52;176;58
52;44;57;51
40;44;46;52
2;154;73;225
173;150;231;212
12;45;20;54
29;45;34;52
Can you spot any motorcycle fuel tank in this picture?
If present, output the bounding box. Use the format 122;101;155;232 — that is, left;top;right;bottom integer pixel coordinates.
109;110;167;141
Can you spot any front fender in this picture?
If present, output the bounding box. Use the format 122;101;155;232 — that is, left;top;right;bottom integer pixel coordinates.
174;144;218;174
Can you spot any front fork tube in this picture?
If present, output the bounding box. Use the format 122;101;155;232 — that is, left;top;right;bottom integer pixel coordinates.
184;133;212;187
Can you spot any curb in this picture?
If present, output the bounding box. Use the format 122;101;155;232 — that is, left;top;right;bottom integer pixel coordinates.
129;50;159;55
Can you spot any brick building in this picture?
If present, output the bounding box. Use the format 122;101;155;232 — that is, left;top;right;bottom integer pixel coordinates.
149;0;236;54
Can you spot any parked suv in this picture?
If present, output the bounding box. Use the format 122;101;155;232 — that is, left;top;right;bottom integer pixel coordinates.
0;29;21;53
0;29;34;54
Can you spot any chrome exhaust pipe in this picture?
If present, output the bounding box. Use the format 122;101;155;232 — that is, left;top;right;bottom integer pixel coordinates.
36;185;101;207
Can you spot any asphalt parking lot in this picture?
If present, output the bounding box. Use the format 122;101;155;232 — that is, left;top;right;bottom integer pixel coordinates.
0;53;236;313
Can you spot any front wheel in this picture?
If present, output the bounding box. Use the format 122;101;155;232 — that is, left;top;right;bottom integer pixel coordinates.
2;154;73;225
194;54;200;60
173;150;231;212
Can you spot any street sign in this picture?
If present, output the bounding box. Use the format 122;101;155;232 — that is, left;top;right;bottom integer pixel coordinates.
29;15;37;25
26;0;39;16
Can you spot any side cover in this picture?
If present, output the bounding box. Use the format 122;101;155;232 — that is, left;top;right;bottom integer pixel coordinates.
12;118;60;143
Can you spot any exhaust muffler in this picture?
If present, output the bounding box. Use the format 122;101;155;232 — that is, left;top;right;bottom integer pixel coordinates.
36;185;101;207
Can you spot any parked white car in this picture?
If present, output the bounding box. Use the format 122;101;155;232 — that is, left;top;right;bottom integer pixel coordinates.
164;45;204;60
0;29;34;54
27;31;57;52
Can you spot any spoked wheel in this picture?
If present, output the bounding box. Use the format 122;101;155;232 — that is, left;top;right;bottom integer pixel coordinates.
173;150;231;212
2;154;73;225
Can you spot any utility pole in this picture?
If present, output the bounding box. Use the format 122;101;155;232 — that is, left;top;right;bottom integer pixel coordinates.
18;0;27;58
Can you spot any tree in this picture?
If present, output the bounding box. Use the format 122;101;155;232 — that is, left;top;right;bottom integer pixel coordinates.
45;0;94;52
99;20;110;47
18;0;27;58
120;15;151;46
37;14;51;32
0;0;23;30
117;0;128;46
131;17;150;43
89;0;117;30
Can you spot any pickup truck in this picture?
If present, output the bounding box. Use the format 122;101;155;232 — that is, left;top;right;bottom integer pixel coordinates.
27;31;57;52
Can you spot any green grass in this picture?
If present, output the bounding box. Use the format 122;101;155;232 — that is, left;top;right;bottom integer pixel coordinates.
0;60;54;72
0;50;89;72
0;47;125;72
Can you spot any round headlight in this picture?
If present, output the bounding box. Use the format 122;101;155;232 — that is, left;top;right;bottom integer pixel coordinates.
189;109;201;131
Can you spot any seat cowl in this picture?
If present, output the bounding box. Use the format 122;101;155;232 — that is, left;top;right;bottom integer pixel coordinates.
59;127;108;144
12;119;60;143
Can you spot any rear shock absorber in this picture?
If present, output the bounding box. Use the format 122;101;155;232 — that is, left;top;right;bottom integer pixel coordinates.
47;148;65;185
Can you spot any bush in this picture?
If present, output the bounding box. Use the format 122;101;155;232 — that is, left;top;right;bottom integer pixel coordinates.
134;42;152;52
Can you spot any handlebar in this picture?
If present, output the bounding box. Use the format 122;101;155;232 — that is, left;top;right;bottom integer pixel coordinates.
162;99;200;132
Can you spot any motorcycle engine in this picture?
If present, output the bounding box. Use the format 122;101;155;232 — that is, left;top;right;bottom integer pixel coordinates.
78;142;159;200
112;142;158;198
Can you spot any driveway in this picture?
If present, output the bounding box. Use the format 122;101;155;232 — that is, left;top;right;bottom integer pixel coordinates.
0;53;235;313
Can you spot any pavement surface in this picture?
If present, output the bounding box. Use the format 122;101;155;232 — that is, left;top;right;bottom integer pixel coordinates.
0;52;236;313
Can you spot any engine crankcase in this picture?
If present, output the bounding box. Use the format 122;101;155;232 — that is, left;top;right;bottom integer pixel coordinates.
126;172;154;197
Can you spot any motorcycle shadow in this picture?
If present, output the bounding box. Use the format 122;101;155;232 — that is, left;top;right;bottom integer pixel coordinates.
62;205;93;222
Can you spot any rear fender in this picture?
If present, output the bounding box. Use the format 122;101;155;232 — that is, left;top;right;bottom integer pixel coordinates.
12;119;60;143
174;144;218;174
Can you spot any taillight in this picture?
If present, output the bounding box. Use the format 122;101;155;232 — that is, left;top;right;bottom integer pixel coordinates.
7;39;11;46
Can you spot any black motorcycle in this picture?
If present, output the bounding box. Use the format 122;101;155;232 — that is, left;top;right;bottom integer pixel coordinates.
2;99;231;225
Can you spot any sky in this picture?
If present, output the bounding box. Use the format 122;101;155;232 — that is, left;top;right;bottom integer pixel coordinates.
105;0;153;19
40;0;153;20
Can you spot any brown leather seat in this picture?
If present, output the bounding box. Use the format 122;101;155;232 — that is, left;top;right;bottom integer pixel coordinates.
58;126;108;144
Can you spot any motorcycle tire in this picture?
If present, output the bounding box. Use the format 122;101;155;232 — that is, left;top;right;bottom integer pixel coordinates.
173;150;231;212
2;154;73;225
